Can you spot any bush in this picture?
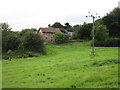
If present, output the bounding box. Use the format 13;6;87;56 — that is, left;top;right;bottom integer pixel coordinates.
95;25;108;41
23;32;46;54
76;23;92;40
2;31;21;52
53;33;69;44
94;38;120;47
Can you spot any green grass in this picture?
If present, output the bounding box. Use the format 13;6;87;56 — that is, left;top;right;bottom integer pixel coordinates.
2;42;119;88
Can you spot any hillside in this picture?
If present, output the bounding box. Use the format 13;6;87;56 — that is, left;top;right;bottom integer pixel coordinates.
2;42;118;88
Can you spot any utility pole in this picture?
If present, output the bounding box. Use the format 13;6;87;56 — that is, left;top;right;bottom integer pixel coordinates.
86;12;100;56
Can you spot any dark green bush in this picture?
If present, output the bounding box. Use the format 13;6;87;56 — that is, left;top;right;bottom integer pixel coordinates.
95;24;108;41
2;31;21;52
53;32;69;44
94;38;120;47
23;32;46;54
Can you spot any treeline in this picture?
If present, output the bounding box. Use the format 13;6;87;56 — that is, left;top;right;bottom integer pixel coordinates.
1;25;46;60
51;7;120;46
94;7;120;47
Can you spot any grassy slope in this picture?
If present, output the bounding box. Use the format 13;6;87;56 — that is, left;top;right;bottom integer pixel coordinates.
2;42;119;88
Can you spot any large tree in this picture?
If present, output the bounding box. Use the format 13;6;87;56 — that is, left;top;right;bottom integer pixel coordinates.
20;28;37;37
72;24;81;39
23;32;46;54
77;23;93;40
51;22;64;28
64;22;73;32
102;7;120;37
1;23;20;52
95;24;108;41
0;23;11;31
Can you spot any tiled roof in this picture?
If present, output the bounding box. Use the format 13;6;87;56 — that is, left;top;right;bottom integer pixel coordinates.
38;27;61;33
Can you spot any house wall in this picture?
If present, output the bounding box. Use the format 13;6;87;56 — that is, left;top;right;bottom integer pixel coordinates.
42;32;54;42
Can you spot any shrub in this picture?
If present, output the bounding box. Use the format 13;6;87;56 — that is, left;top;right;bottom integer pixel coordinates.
2;32;21;52
53;33;69;44
94;38;120;47
76;23;92;40
23;32;46;54
94;25;108;41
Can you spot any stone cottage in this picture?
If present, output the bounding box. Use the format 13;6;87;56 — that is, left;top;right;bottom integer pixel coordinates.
38;27;62;42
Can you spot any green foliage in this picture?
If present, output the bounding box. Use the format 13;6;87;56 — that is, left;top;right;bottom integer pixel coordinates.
94;38;120;47
102;7;120;37
51;22;64;28
1;23;46;59
77;23;92;40
23;32;46;54
72;25;81;39
53;33;69;44
95;25;108;41
0;23;11;31
72;24;81;31
94;19;103;26
51;22;73;32
64;22;73;32
20;28;37;37
4;35;20;51
2;23;20;52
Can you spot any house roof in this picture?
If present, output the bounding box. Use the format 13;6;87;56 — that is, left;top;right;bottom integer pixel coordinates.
38;27;61;33
59;28;68;33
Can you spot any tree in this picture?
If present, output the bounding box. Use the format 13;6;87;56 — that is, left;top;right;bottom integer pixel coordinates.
95;25;108;41
72;24;81;31
77;23;93;40
23;32;46;54
64;22;73;32
94;19;103;26
51;22;64;28
53;33;69;44
0;23;11;31
18;28;38;51
20;28;37;36
72;24;81;39
1;23;20;52
102;7;120;37
5;36;20;51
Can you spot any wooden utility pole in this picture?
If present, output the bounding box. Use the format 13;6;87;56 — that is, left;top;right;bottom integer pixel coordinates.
86;13;100;56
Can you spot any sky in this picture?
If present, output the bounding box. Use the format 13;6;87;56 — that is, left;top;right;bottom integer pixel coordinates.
0;0;119;31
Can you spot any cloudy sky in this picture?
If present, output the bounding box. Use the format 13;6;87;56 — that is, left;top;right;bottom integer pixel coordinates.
0;0;119;31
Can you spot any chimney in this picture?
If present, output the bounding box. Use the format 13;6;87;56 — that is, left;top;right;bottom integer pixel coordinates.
48;24;51;28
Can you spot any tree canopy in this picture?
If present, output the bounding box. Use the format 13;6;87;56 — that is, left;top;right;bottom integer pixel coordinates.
51;22;64;28
102;7;120;37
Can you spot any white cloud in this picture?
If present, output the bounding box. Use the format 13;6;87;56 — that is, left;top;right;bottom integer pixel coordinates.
0;0;119;31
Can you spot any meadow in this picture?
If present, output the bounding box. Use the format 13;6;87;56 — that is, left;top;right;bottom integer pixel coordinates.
2;42;119;88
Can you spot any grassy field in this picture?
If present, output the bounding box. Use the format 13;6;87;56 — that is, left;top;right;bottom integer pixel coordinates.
2;42;119;88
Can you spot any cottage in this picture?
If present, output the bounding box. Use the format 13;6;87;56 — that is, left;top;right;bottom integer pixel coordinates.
38;27;62;42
